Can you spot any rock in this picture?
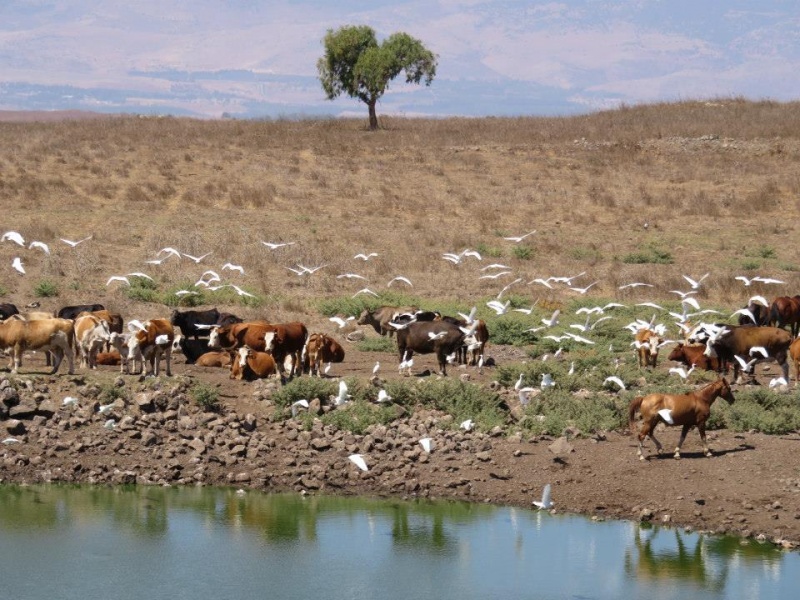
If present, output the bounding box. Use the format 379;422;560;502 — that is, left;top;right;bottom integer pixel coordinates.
241;413;257;432
639;508;654;522
36;399;56;418
234;472;251;483
8;403;37;419
548;436;574;457
188;438;207;454
1;387;20;407
135;393;155;413
5;419;26;435
475;451;492;462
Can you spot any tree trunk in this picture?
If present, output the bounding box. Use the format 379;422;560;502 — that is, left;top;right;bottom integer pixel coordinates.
367;99;378;130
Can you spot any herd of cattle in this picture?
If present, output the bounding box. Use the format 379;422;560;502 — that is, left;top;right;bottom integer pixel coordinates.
4;292;800;386
630;295;800;384
0;301;488;382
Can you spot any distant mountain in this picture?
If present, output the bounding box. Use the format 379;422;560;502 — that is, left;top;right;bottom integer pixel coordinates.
0;1;797;118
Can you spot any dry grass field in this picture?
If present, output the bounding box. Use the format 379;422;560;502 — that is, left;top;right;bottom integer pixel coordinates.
2;98;800;322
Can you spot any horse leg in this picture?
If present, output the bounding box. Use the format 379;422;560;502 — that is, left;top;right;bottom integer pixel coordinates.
674;425;691;459
698;424;713;457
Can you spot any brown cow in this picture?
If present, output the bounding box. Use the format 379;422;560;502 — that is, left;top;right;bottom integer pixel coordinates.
128;319;174;377
788;338;800;385
230;346;277;380
703;325;792;382
634;328;662;369
357;306;416;337
303;332;345;377
667;343;724;372
0;317;75;374
207;321;271;352
196;351;233;368
262;322;309;379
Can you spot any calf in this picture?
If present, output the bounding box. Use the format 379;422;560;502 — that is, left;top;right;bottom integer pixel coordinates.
230;346;277;380
303;333;345;377
95;350;122;366
109;332;141;374
667;342;723;372
196;351;233;368
128;319;174;377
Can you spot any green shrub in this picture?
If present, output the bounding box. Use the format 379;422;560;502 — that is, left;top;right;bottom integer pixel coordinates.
512;245;534;260
271;377;338;408
33;280;59;297
98;383;129;405
487;316;537;346
355;336;396;353
321;401;397;435
190;382;220;412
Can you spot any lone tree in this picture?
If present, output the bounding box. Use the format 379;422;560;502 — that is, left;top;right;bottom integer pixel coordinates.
317;25;437;130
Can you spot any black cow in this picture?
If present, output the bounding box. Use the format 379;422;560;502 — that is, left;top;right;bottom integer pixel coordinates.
0;303;20;320
171;334;212;364
217;312;244;327
170;308;221;339
57;303;105;320
396;321;465;376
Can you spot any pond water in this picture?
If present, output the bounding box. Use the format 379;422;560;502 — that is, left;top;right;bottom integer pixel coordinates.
0;485;795;600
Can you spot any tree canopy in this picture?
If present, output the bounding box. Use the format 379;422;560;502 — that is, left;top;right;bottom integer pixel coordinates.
317;25;437;129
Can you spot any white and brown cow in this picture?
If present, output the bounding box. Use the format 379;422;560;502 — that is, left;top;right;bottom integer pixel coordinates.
127;319;174;377
230;346;277;380
634;327;663;369
0;317;75;374
74;314;111;369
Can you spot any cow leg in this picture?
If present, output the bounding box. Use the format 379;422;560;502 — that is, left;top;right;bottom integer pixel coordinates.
49;347;64;374
674;424;692;459
165;347;172;377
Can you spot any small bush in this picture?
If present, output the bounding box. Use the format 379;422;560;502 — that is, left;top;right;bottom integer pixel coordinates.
272;377;337;408
33;280;59;297
489;317;538;346
98;383;129;405
190;382;220;412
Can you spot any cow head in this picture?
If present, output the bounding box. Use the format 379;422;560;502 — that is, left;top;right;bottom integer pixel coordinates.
356;309;371;326
667;343;685;362
264;331;277;352
237;346;250;368
172;334;183;353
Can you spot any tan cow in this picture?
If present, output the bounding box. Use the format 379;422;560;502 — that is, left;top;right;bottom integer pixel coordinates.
634;328;662;369
128;319;174;377
74;314;111;369
109;332;142;374
195;351;233;368
303;333;345;377
230;346;277;380
0;317;75;374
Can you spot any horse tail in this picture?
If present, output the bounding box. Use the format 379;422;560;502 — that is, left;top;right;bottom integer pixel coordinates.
628;395;645;434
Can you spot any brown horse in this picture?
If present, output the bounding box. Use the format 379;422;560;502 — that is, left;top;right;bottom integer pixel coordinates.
628;378;734;461
769;295;800;337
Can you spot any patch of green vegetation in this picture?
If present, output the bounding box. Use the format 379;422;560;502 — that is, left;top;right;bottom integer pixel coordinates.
272;377;338;408
740;259;761;271
0;284;9;297
33;280;59;298
512;245;534;260
621;242;673;264
475;242;503;258
190;382;221;412
98;383;129;405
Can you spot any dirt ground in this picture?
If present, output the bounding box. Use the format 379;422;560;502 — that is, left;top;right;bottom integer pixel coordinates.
2;322;800;551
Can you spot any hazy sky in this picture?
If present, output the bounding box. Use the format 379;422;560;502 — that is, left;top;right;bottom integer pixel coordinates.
1;1;798;118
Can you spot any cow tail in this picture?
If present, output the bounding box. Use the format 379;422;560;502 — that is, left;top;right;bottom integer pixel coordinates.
628;396;644;434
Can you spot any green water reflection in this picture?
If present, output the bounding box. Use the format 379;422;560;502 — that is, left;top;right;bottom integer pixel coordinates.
0;485;794;600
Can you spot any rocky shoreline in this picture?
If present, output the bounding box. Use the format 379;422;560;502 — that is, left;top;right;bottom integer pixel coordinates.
2;374;799;552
